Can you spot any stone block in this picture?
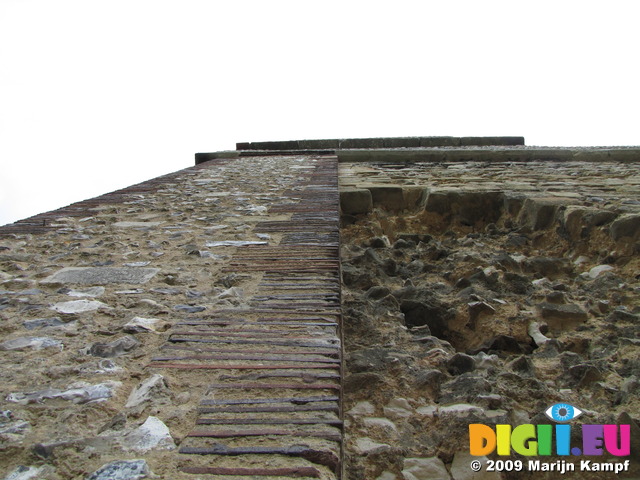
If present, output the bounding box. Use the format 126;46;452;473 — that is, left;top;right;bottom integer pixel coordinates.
517;198;568;231
610;213;640;241
42;267;160;285
369;186;405;211
340;189;372;215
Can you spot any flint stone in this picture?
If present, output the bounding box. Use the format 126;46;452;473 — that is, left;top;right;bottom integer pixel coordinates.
0;336;63;351
439;404;484;416
86;459;150;480
363;417;398;432
126;374;170;408
347;401;375;416
383;398;413;419
402;457;450;480
112;221;163;228
205;240;267;247
447;353;476;375
122;416;175;452
0;418;30;436
3;466;48;480
451;451;500;480
354;437;391;455
6;381;119;405
585;264;615;279
377;472;398;480
174;304;206;313
42;267;159;285
88;336;140;358
123;317;169;334
67;286;106;297
23;317;66;330
51;299;108;314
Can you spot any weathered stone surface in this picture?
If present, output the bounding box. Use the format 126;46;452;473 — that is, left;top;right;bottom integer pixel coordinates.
42;267;159;285
122;317;169;333
2;465;50;480
0;336;63;351
354;437;391;455
112;221;163;228
402;457;450;480
347;401;375;416
88;336;140;358
537;302;588;331
363;417;397;432
610;213;640;241
125;374;170;409
517;197;567;231
86;459;150;480
66;286;106;297
584;264;615;279
6;382;119;405
341;188;373;215
383;398;413;419
450;451;500;480
51;299;108;314
121;416;175;452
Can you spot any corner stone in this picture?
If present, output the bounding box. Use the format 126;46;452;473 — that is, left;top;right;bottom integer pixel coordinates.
341;189;372;215
42;267;160;285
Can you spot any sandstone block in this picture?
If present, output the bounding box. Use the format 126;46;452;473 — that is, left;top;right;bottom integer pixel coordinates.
610;213;640;241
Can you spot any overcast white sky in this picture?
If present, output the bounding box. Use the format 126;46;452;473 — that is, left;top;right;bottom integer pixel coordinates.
1;1;639;226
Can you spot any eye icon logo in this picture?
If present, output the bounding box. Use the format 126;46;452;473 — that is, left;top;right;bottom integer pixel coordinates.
544;403;583;422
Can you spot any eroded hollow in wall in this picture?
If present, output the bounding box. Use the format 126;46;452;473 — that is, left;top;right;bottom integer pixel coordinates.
340;189;640;480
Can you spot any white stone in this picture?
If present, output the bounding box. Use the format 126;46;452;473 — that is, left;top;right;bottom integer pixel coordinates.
587;264;615;279
416;406;437;416
125;374;169;408
123;317;168;333
347;401;375;416
439;404;484;416
112;221;163;228
122;416;175;452
450;451;500;480
51;299;108;314
574;255;590;265
354;437;391;455
383;398;413;419
402;457;451;480
363;417;398;432
217;287;243;299
205;240;268;247
528;321;551;347
67;286;105;297
43;267;159;285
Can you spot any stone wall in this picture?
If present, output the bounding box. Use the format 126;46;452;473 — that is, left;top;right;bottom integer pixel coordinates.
339;159;640;479
1;138;639;480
